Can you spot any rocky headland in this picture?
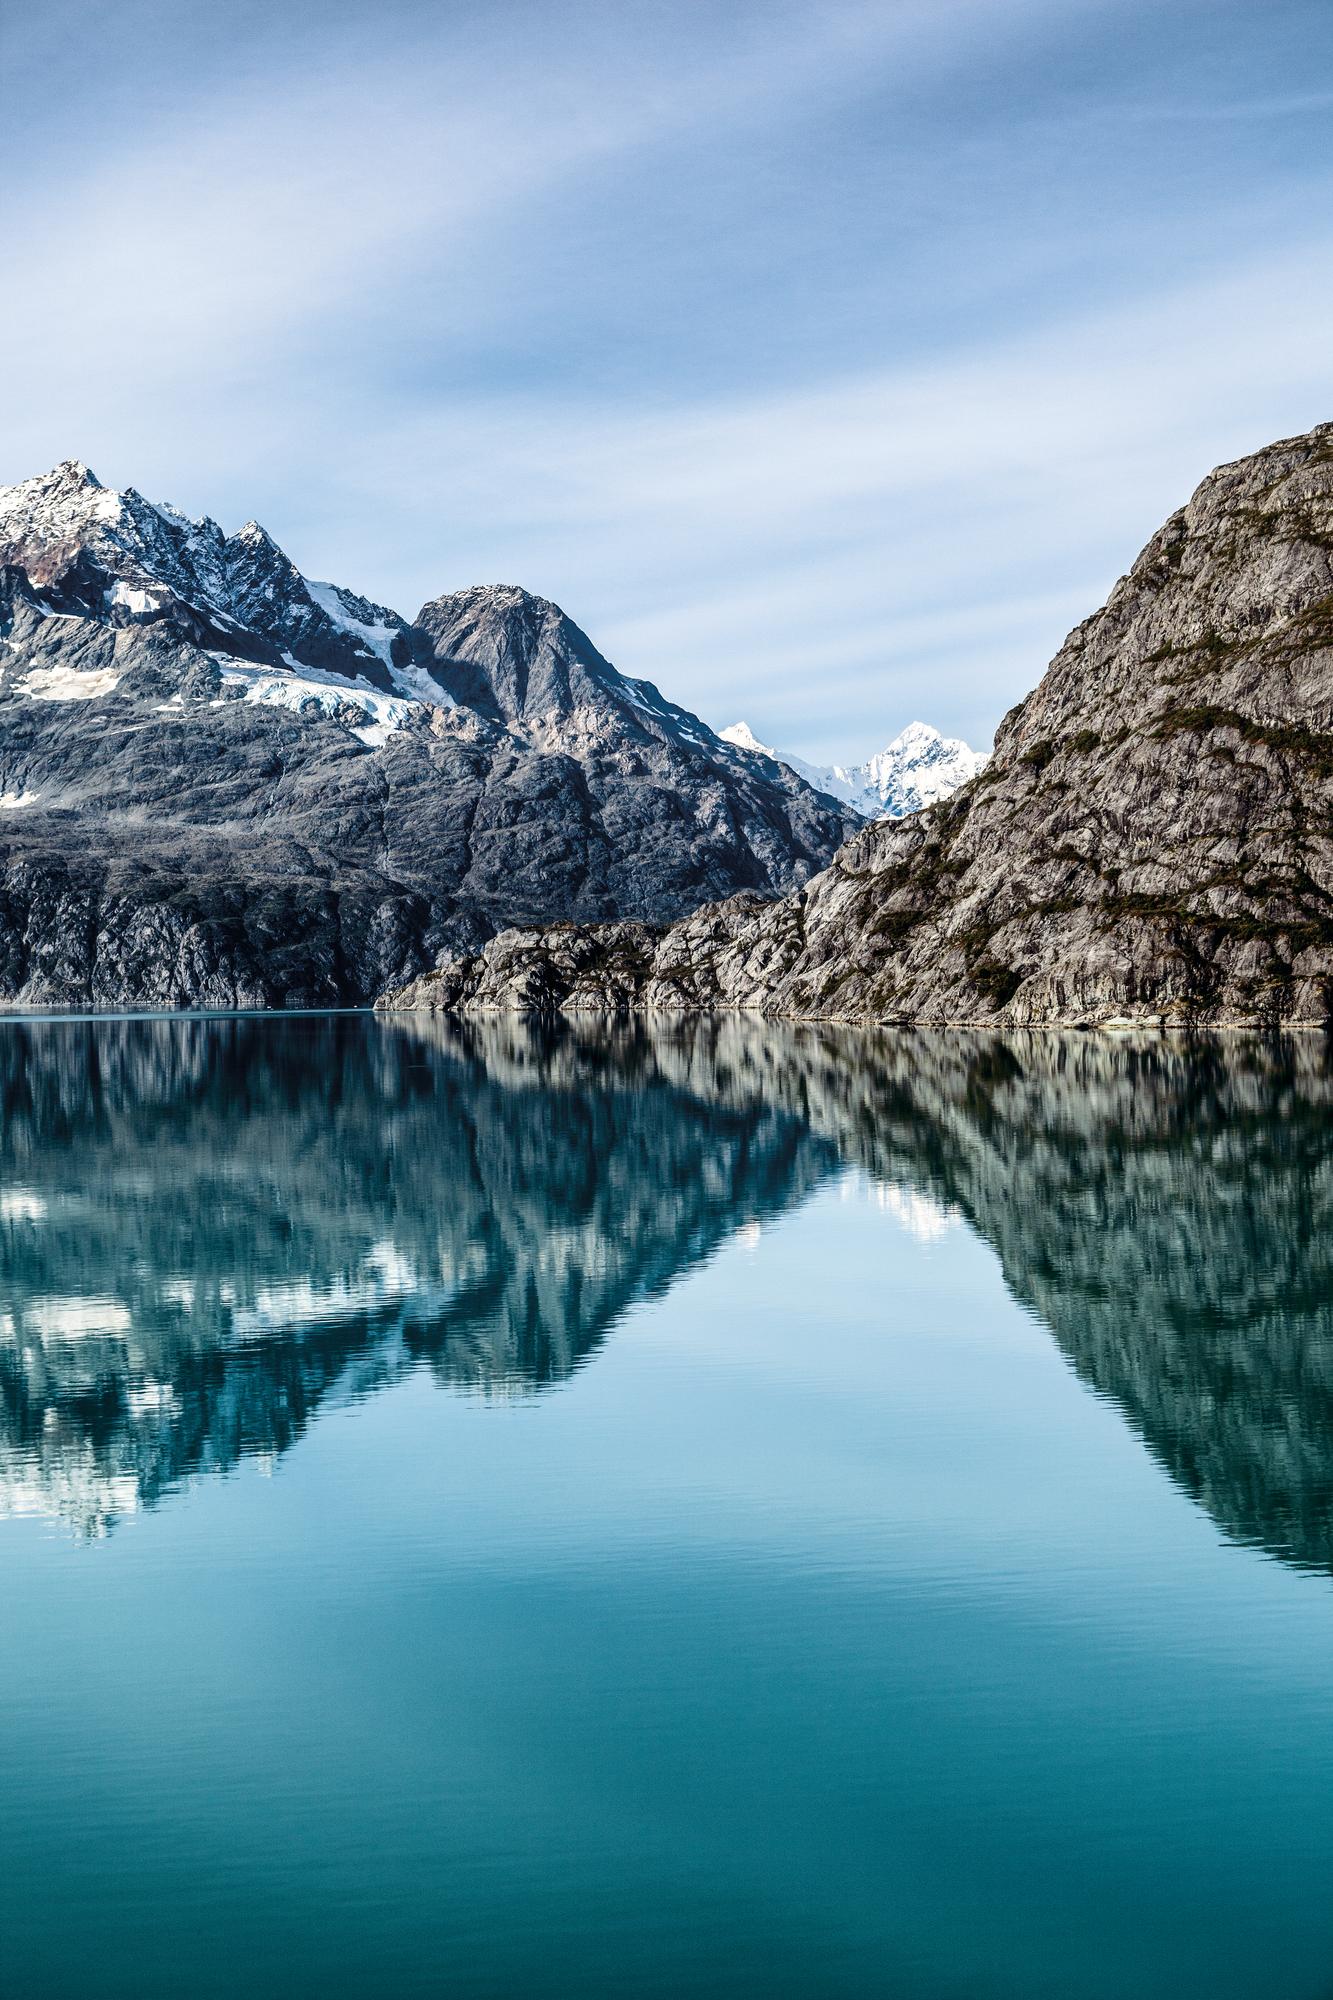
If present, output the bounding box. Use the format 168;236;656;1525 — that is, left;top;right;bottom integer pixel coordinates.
384;422;1333;1028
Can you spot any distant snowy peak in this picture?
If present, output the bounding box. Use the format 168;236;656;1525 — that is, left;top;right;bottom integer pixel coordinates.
852;721;991;817
719;722;851;802
721;719;989;820
0;461;425;698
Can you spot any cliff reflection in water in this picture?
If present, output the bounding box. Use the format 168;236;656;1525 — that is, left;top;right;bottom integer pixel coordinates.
1;1014;1332;1570
0;1013;839;1534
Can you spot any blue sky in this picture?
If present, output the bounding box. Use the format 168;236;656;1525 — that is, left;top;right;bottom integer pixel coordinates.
4;0;1333;759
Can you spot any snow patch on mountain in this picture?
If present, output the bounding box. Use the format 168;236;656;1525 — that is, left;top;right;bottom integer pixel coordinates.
213;656;421;747
105;581;162;617
386;661;456;706
721;719;989;819
304;579;399;667
17;663;123;703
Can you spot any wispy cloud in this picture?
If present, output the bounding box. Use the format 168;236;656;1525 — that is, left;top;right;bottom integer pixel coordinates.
1103;89;1333;123
3;0;1331;758
288;239;1333;755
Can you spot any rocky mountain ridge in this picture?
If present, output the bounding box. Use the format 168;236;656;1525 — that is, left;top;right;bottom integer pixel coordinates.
0;462;855;1007
0;460;417;690
384;422;1333;1028
720;718;989;818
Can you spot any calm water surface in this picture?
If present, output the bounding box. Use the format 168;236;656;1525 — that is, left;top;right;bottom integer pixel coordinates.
2;1014;1332;1999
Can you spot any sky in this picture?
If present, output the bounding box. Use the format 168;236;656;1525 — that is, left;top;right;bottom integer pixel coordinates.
4;0;1333;761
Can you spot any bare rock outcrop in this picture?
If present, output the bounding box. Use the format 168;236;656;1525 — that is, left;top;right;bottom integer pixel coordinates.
383;423;1333;1027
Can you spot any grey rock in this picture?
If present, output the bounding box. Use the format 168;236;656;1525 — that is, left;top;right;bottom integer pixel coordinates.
387;422;1333;1027
0;465;855;1007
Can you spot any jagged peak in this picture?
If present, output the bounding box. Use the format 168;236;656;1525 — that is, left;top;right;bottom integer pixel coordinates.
0;462;410;687
721;721;770;755
0;459;105;513
420;581;566;623
233;519;278;550
0;462;238;550
885;720;941;749
47;458;101;489
0;465;213;548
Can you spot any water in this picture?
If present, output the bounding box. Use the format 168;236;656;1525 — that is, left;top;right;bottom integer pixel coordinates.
2;1014;1333;2000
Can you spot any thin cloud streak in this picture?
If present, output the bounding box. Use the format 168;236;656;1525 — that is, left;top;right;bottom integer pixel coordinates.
2;0;1331;759
321;241;1333;754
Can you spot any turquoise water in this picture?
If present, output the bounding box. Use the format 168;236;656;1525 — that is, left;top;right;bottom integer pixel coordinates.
2;1015;1333;1999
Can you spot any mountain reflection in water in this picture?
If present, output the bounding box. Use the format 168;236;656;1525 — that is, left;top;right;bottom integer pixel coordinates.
1;1013;1330;1570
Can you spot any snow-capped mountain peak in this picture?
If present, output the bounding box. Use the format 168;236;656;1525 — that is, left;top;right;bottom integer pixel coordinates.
0;462;425;697
874;719;939;764
233;519;278;549
721;720;768;755
0;458;859;1008
720;718;989;819
0;460;121;538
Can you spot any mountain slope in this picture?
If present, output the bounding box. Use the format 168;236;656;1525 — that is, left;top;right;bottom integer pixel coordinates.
0;463;855;1007
384;421;1333;1027
720;719;989;818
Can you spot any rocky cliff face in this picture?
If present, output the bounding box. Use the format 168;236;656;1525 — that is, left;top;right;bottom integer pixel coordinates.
391;423;1333;1026
0;464;854;1007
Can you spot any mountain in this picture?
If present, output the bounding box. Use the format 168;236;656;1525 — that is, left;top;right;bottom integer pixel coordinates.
0;460;417;692
719;719;989;818
387;422;1333;1028
0;463;856;1007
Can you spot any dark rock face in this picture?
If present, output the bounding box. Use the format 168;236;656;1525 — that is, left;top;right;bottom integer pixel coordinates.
0;465;855;1008
390;422;1333;1026
413;585;616;723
